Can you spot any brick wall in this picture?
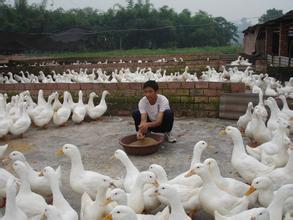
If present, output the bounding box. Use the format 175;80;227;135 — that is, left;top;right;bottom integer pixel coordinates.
0;82;246;118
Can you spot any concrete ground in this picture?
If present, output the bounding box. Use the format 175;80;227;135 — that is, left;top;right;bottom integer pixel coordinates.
0;117;239;220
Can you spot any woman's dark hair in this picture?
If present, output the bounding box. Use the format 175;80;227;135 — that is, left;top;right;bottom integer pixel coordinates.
143;80;159;91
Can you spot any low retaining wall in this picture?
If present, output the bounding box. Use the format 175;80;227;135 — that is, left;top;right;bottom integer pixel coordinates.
220;93;293;120
0;82;246;118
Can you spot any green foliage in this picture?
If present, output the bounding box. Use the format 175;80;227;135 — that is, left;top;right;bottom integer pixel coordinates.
26;45;243;58
0;1;239;51
259;8;283;23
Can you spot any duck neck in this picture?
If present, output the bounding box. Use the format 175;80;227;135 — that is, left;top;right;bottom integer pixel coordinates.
190;147;205;169
88;95;95;107
169;193;187;217
268;104;279;118
70;152;84;174
18;170;32;193
5;187;17;217
133;176;145;190
268;191;293;220
120;155;138;174
258;90;264;106
200;170;217;187
49;174;64;203
95;186;107;203
282;98;290;110
230;131;246;155
210;166;222;181
78;92;83;104
99;93;107;106
156;170;168;183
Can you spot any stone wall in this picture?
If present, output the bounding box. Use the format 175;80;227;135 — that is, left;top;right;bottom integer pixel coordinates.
0;82;246;118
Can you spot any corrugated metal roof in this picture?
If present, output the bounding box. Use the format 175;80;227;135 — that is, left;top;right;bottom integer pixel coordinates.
243;10;293;33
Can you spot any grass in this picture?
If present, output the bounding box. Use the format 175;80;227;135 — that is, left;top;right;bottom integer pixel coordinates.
25;45;243;58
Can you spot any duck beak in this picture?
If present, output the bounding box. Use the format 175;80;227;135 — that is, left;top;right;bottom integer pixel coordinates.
245;186;256;196
218;129;226;136
102;213;113;220
38;171;44;177
153;180;159;188
185;170;196;177
55;149;64;157
2;157;11;165
251;217;256;220
102;198;113;206
110;155;116;160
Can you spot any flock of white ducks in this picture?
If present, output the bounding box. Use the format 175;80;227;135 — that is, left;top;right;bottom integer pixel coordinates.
0;57;184;69
230;56;252;66
0;90;110;138
1;66;293;97
0;92;291;219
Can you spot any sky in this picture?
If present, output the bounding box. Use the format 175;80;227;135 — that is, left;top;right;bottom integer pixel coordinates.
8;0;293;23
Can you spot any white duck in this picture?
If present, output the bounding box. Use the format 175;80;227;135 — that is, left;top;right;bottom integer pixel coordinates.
267;184;293;220
80;175;115;220
9;102;31;136
32;92;57;128
246;118;291;167
225;126;274;183
122;171;157;214
0;163;18;202
245;107;272;145
254;86;268;122
53;91;71;126
52;92;62;112
56;144;114;199
0;178;28;220
72;90;86;123
245;176;274;207
113;149;140;193
237;102;253;132
148;164;201;214
13;161;46;220
267;147;293;190
44;205;62;220
103;205;169;220
279;95;293;118
167;141;210;188
40;166;78;220
29;90;47;119
214;207;269;220
185;163;249;216
7;150;61;197
0;95;12;138
105;171;159;214
204;158;257;206
86;90;110;119
155;184;191;220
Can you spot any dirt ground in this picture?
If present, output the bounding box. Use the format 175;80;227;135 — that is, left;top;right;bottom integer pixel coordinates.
0;116;240;220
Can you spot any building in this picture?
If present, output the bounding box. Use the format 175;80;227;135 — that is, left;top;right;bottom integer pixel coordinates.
243;10;293;68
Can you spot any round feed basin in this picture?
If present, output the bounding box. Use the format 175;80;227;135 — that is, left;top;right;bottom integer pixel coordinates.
119;133;165;155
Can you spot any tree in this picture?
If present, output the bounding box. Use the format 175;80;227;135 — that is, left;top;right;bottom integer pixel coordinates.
259;8;283;23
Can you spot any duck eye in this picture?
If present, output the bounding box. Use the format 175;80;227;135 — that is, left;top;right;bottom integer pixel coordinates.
162;187;165;190
117;211;120;214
